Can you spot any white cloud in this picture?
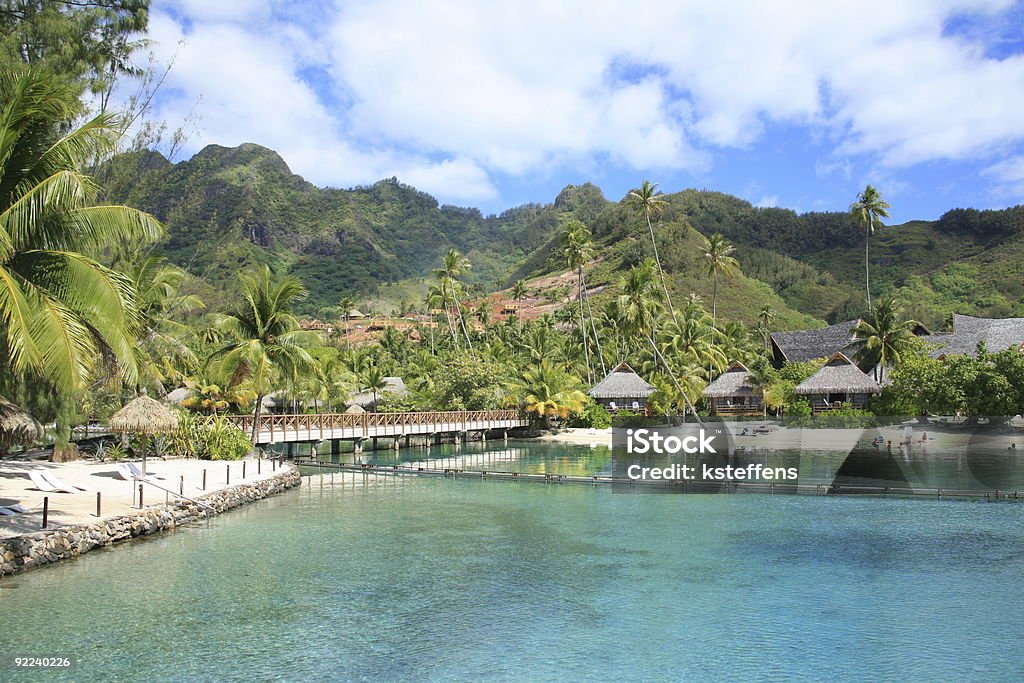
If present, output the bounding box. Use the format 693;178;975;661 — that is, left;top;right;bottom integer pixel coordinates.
136;0;1024;206
983;155;1024;198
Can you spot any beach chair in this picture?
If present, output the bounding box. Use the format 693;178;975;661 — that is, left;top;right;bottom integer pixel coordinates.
41;471;88;493
116;463;135;481
28;471;78;494
127;462;166;480
0;503;30;515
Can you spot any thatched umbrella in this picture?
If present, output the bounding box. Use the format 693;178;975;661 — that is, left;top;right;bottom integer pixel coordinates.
0;395;44;451
109;395;178;475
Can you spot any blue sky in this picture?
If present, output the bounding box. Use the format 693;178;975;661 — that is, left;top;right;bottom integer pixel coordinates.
131;0;1024;224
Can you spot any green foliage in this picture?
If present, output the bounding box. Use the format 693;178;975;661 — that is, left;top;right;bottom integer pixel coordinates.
168;411;251;460
567;400;612;428
426;352;512;410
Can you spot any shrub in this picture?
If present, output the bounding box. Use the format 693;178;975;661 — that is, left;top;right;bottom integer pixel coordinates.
568;400;612;428
168;411;251;460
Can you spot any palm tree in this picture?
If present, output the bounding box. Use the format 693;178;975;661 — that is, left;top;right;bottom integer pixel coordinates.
209;266;319;443
852;297;919;383
518;359;587;429
0;70;163;394
850;185;890;308
561;220;595;383
511;279;527;325
432;249;473;349
337;295;355;348
357;363;388;409
627;180;676;322
617;260;702;423
758;305;776;353
701;233;739;326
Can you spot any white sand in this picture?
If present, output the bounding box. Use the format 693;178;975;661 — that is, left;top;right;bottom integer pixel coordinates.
0;456;290;539
537;428;613;445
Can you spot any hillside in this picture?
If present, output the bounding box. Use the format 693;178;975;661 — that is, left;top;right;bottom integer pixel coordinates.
99;143;1024;330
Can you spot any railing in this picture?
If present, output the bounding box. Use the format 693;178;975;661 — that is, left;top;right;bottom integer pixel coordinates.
711;405;764;416
225;409;529;442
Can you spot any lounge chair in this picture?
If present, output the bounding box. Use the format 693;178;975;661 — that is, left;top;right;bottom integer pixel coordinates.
0;503;30;515
126;462;165;480
28;471;79;494
116;463;135;481
41;471;88;493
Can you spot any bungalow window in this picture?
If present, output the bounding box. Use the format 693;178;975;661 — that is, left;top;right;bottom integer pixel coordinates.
827;392;845;404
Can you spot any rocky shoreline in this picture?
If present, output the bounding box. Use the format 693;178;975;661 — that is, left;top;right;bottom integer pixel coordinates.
0;466;301;577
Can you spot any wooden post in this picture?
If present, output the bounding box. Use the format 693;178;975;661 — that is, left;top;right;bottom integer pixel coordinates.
179;476;184;496
202;469;207;490
42;496;48;528
226;464;230;485
96;491;101;517
138;484;143;509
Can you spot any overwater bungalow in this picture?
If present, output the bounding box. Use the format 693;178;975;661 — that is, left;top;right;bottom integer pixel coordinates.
588;363;655;415
794;353;881;414
703;362;763;416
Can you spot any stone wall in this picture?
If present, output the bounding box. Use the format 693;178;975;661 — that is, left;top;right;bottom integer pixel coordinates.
0;467;301;577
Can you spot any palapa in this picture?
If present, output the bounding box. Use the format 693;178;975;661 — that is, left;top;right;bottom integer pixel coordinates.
0;395;44;449
703;362;758;398
109;395;178;476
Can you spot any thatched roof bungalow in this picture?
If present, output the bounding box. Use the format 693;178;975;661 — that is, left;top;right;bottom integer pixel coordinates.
927;314;1024;358
588;363;655;414
703;362;762;416
769;320;861;367
349;377;408;411
794;353;881;413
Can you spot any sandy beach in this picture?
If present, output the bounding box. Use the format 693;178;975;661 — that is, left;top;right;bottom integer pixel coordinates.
537;428;613;445
0;456;291;539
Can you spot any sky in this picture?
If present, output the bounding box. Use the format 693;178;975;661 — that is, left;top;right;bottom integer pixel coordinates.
127;0;1024;223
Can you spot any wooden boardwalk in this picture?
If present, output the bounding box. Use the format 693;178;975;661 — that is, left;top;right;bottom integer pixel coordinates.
225;409;529;445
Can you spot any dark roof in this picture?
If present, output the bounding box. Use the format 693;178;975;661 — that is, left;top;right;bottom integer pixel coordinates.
703;362;758;398
350;377;408;409
588;363;656;399
770;320;860;364
927;314;1024;358
795;353;882;395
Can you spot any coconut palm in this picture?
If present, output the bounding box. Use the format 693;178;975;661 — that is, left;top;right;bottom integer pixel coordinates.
357;363;388;409
337;295;355;348
511;279;527;325
701;233;739;326
561;220;595;382
627;180;676;322
850;184;890;308
758;305;776;353
432;248;473;349
0;70;163;394
209;266;319;442
852;296;919;383
617;259;701;423
518;359;587;429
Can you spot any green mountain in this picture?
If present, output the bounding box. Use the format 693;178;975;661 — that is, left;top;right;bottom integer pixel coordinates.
100;143;1024;330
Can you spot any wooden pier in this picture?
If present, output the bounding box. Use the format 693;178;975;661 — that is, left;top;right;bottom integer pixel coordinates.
225;409;529;446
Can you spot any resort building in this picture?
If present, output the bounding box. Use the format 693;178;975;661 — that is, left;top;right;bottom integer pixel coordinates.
588;363;656;415
794;353;882;414
703;362;763;416
927;314;1024;358
769;319;861;367
348;377;408;411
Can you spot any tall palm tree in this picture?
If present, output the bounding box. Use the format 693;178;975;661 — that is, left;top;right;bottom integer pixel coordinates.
337;295;355;348
0;70;163;394
852;296;919;383
627;180;676;322
617;259;701;423
758;305;776;353
432;248;473;349
357;363;388;409
210;266;319;442
511;279;527;325
850;184;890;308
701;233;739;326
561;220;595;383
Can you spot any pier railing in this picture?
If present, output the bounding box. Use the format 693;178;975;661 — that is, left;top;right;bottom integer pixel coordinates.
225;409;529;443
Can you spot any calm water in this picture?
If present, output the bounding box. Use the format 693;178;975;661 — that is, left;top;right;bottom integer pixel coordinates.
2;442;1024;681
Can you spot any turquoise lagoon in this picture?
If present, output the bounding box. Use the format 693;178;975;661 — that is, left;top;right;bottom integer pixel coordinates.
2;441;1023;681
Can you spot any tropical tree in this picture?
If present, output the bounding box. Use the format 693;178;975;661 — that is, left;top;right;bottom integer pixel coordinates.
561;219;595;382
627;180;675;321
209;266;319;442
511;279;527;325
758;305;776;353
518;358;587;429
337;295;355;348
852;296;920;383
850;184;890;308
357;363;388;408
432;248;473;348
0;70;163;396
701;233;739;326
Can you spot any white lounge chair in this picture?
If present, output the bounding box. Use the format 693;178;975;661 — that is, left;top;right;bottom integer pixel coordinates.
41;471;88;493
0;503;30;515
127;462;165;480
116;463;135;481
28;471;78;494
